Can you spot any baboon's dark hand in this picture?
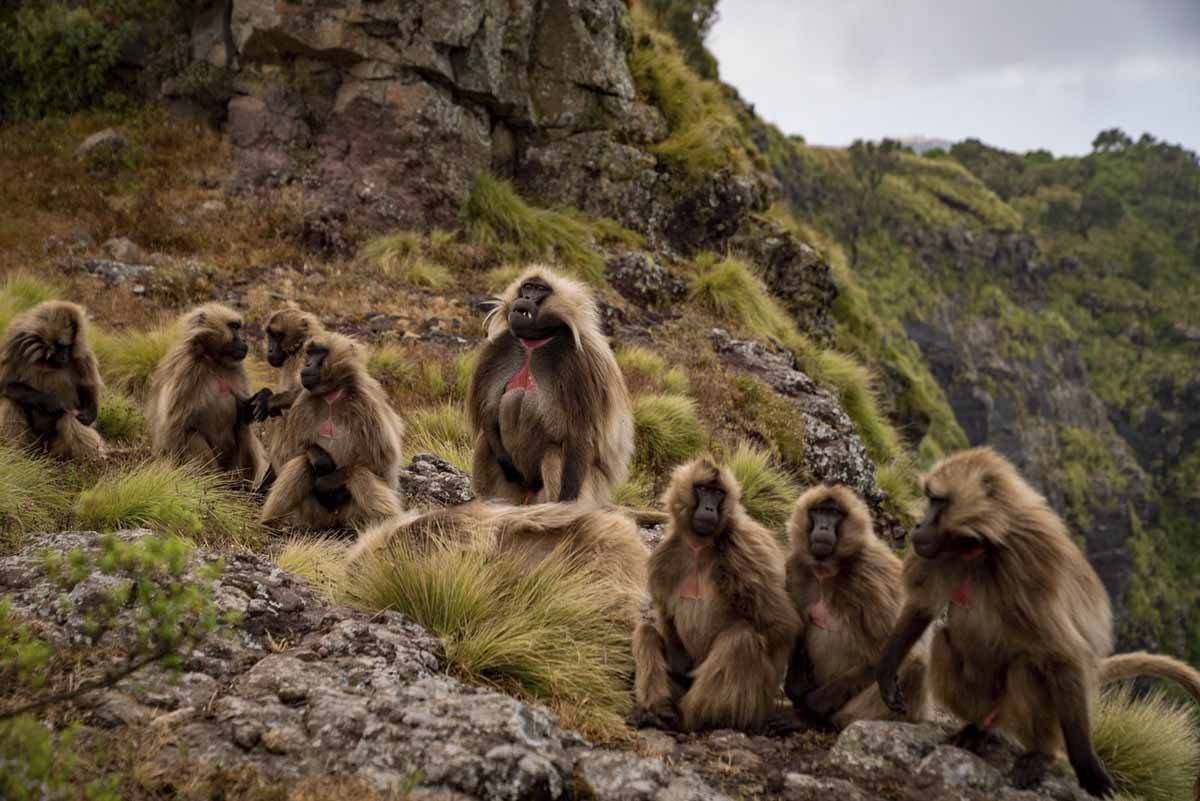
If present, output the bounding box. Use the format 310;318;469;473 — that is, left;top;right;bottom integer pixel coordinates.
306;444;337;476
75;405;97;426
248;388;274;423
879;672;907;717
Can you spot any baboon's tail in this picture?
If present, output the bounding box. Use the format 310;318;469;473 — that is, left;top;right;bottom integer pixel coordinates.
1100;651;1200;801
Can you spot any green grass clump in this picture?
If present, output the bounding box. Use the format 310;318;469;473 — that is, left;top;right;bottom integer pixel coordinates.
629;6;753;180
617;345;690;396
406;403;473;472
344;531;632;740
726;441;798;530
689;255;795;342
368;344;414;388
633;393;705;471
462;174;605;285
1092;684;1200;801
0;273;59;333
277;535;348;597
733;375;806;468
361;231;454;290
0;446;71;551
614;467;655;508
75;461;262;549
95;389;145;443
92;323;176;396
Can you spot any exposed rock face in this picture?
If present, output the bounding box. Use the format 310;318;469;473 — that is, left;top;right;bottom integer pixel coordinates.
0;529;723;801
606;250;687;308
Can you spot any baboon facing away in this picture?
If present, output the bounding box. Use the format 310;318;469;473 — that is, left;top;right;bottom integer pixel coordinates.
347;501;649;625
877;447;1200;798
146;303;266;484
631;457;799;733
784;484;927;729
468;266;634;506
259;331;404;531
0;300;105;460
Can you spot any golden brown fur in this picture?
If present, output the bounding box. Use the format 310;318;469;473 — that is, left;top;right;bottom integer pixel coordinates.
261;306;324;470
146;304;266;483
784;485;927;729
0;301;105;460
260;331;404;530
632;457;799;732
347;501;649;625
467;266;634;506
877;447;1200;797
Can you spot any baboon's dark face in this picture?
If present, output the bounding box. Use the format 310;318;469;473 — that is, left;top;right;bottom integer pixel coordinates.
807;500;844;561
911;492;984;559
508;280;570;344
210;320;248;364
266;327;289;367
300;345;329;392
691;481;726;537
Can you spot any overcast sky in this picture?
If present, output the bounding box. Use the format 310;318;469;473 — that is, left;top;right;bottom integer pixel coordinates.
708;0;1200;155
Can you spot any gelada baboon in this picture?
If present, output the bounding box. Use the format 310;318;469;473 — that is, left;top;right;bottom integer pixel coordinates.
468;266;634;505
250;306;325;485
0;300;105;460
260;331;404;530
877;447;1200;798
146;304;266;483
631;457;799;733
346;501;648;624
784;484;927;730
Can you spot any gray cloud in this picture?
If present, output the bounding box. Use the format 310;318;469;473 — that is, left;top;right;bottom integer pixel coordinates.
708;0;1200;154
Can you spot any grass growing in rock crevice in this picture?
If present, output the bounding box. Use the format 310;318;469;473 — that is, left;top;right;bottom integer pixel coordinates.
360;230;455;290
342;530;633;741
277;536;349;598
1092;684;1200;801
75;461;263;550
0;446;72;551
617;345;690;397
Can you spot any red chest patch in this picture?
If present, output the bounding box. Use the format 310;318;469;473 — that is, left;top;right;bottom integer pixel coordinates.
215;375;232;395
318;389;344;440
950;578;974;609
505;338;551;393
808;599;839;631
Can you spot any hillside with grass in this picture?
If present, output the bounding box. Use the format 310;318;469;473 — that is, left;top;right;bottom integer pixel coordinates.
1;1;1198;799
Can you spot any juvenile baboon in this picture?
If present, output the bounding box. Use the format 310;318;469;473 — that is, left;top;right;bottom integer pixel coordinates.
631;457;800;733
0;301;105;460
250;306;325;487
467;266;634;505
259;331;404;530
146;304;266;483
784;484;927;730
877;447;1200;798
346;501;649;625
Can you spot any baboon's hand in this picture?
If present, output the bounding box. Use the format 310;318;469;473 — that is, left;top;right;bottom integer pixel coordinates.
34;393;66;418
248;388;274;423
878;672;907;717
306;444;337;476
75;405;97;426
627;703;680;732
805;685;842;719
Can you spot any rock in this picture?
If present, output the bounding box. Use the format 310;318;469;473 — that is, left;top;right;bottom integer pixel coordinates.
782;773;870;801
399;454;475;507
635;730;678;759
709;329;901;538
606;251;687;308
76;128;128;161
915;745;1004;792
81;258;156;288
829;721;945;774
197;199;227;217
103;237;147;263
665;169;769;254
572;750;730;801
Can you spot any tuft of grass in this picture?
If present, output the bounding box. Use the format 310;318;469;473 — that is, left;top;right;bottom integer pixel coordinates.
453;349;479;399
614;467;655;508
629;6;753;180
93;323;177;396
361;231;454;290
75;461;263;549
633;393;705;471
344;530;632;740
0;273;59;333
689;255;796;342
277;535;348;597
368;344;414;388
95;389;146;443
726;441;799;530
462;174;606;285
0;446;72;551
406;403;473;472
617;345;690;396
1092;685;1200;801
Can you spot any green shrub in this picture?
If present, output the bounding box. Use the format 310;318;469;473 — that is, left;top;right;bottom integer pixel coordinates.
406;403;473;472
95;389;145;443
75;461;263;549
614;467;655;508
0;446;71;552
344;530;632;740
462;174;606;285
633;393;705;470
1092;684;1200;801
726;441;798;530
